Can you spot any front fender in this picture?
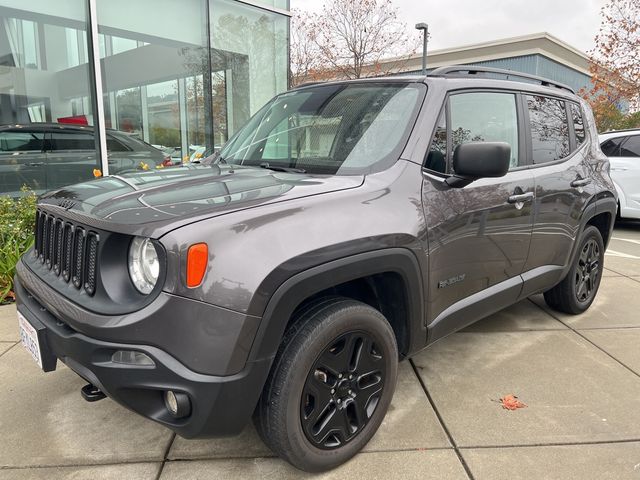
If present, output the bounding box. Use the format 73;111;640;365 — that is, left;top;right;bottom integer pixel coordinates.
246;248;426;364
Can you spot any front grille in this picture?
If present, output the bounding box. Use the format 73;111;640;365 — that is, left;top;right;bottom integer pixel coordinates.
33;209;99;296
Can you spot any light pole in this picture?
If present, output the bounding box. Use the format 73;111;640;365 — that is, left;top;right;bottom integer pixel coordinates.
415;23;429;75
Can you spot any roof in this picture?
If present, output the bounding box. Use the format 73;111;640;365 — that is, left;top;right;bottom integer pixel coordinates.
370;32;592;78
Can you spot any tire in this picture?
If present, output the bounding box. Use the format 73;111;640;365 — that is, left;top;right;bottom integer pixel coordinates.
544;225;604;314
253;297;398;472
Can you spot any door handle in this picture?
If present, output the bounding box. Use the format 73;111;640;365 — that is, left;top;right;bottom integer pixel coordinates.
26;162;44;166
507;191;534;204
571;178;591;188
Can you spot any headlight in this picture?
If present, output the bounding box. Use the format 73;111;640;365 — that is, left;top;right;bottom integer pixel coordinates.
128;237;160;294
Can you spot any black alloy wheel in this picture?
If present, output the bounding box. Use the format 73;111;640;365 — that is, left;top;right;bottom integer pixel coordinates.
575;238;600;303
301;331;385;449
253;297;398;472
544;225;605;314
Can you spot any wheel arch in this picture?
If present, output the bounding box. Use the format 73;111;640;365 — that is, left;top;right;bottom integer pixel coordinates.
562;194;616;278
247;248;426;364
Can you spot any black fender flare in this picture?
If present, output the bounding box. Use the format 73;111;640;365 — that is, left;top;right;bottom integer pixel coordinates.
561;194;617;279
246;248;425;364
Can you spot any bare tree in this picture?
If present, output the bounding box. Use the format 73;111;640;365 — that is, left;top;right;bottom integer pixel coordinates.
290;0;419;85
289;9;321;86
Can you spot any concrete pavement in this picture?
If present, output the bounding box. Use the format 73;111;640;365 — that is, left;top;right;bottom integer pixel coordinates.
2;224;640;479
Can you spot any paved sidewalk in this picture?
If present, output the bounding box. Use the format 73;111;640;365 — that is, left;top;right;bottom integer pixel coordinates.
2;225;640;479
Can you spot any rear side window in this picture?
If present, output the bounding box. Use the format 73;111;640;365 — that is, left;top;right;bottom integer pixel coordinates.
526;95;570;164
570;103;586;146
49;131;95;151
621;136;640;157
106;136;130;152
600;137;624;157
0;131;44;152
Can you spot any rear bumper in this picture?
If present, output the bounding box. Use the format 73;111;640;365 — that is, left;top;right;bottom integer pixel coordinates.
14;275;272;438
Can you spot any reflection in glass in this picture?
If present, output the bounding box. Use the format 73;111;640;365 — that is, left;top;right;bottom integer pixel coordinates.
0;1;98;195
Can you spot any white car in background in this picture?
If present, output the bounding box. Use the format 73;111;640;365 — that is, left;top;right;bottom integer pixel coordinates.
599;129;640;219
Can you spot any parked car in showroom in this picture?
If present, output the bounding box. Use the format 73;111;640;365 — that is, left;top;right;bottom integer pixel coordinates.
0;123;170;197
599;128;640;219
15;67;616;472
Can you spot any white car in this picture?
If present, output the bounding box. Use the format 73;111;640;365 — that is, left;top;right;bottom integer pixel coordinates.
599;129;640;219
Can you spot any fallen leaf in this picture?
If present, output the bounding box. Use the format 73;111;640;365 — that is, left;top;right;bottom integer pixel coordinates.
93;168;102;178
499;394;527;410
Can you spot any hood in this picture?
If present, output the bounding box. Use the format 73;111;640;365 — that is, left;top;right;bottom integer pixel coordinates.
38;164;364;236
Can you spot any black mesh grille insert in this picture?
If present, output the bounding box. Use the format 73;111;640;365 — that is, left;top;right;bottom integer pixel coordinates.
45;216;54;269
34;211;41;257
33;209;103;297
38;212;46;262
84;233;99;295
53;220;63;276
62;223;73;283
72;228;85;289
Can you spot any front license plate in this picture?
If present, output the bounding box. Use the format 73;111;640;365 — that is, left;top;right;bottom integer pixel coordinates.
18;311;43;369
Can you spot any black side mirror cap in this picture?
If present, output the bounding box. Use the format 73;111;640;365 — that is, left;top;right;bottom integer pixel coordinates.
445;142;511;188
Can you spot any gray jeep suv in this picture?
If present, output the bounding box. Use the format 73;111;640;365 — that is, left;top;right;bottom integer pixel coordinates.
15;66;617;472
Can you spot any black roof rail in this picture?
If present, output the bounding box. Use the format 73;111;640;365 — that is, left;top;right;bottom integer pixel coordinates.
429;65;575;94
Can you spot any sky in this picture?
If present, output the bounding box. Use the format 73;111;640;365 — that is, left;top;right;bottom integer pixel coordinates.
290;0;606;55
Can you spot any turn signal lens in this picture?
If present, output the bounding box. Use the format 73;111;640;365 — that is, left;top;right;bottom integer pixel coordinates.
186;243;208;288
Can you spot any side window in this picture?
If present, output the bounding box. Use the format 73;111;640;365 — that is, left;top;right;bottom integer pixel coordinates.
620;136;640;157
449;92;520;170
50;131;95;151
425;109;447;173
526;95;570;164
601;138;624;157
106;136;129;152
570;103;586;146
0;131;44;152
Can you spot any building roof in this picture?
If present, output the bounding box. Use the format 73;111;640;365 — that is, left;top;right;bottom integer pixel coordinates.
373;32;592;77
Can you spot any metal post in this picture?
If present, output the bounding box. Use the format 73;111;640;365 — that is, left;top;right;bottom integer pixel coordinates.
86;0;109;175
415;23;429;75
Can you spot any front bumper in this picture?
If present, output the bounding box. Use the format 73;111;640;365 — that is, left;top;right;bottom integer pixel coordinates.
14;274;272;439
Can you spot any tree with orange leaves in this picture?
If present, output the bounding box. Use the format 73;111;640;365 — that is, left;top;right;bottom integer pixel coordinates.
585;0;640;131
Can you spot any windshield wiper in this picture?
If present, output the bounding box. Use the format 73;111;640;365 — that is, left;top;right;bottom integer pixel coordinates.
259;162;306;174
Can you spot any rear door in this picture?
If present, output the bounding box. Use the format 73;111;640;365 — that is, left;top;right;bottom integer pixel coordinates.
0;129;46;195
45;130;98;190
422;90;535;335
520;97;593;294
604;135;640;217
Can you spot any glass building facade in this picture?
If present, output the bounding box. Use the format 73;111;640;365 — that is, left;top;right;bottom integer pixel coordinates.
0;0;289;195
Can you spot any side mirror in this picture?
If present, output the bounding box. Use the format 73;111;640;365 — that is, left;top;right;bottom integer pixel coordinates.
445;142;511;188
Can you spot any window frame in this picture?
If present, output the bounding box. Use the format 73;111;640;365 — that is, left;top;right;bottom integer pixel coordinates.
521;94;590;169
422;88;528;176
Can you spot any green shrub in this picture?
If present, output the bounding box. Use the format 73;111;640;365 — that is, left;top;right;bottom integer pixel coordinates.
0;189;37;303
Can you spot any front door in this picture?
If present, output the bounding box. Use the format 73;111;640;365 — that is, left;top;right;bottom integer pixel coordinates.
45;130;98;190
421;91;535;338
0;129;47;196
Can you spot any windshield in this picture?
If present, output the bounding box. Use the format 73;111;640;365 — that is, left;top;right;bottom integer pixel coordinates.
217;82;425;175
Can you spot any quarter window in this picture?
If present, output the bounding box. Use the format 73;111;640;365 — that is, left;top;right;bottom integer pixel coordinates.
425;109;447;174
621;136;640;157
571;103;586;146
526;95;570;164
600;137;624;157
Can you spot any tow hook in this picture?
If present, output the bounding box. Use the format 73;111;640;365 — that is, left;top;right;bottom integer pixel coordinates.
81;383;106;402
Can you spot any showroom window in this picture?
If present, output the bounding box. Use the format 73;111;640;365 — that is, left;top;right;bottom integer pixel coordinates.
0;0;290;194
